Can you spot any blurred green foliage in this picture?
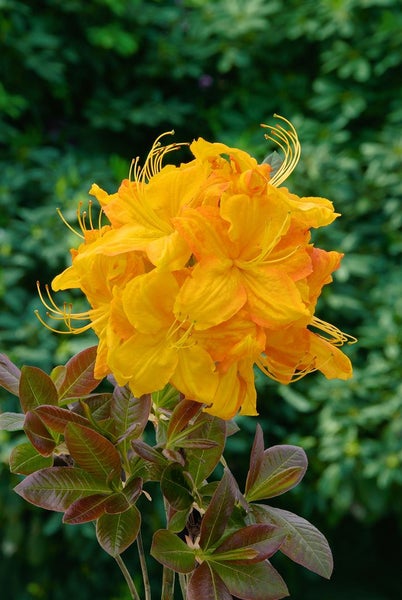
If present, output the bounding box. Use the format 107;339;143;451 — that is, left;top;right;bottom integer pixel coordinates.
1;0;401;598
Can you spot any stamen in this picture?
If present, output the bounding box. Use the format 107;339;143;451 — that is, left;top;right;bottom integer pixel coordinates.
235;213;293;269
166;318;195;349
36;282;105;335
261;115;301;187
256;355;315;383
57;208;84;239
310;317;357;346
129;131;189;185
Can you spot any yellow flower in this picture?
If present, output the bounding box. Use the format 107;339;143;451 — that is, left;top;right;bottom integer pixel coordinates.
38;116;355;419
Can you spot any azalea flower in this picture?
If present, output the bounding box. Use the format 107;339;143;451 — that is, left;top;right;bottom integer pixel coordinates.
37;116;355;419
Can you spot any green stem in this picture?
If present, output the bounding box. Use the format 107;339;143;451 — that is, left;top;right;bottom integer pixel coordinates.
161;565;175;600
179;573;188;599
137;530;152;600
114;554;141;600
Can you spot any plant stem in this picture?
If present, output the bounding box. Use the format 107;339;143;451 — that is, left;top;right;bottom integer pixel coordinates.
161;565;175;600
114;554;141;600
137;530;152;600
179;573;188;599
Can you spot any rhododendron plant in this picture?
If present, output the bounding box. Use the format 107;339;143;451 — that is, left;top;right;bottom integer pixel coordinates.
0;117;355;600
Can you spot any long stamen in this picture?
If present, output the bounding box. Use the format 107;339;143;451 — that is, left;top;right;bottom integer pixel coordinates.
261;115;301;187
57;208;84;239
310;316;357;346
256;356;315;383
130;131;189;185
236;212;292;269
36;281;104;334
166;319;195;349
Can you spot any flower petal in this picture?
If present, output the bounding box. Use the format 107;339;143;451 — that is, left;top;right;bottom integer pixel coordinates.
174;261;246;329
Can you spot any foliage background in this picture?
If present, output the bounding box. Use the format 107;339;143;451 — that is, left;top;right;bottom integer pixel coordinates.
1;0;401;598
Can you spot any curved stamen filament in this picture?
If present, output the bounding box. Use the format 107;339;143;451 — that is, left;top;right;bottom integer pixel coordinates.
261;115;301;187
36;282;105;334
57;208;84;239
129;131;189;184
310;317;357;346
256;355;315;383
166;318;195;349
235;213;293;269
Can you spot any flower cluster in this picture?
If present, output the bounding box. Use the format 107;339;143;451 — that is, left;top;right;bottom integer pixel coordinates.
38;117;354;419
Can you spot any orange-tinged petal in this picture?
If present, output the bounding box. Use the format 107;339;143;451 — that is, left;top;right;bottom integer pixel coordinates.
145;159;210;217
170;345;218;405
203;363;243;420
260;327;311;384
190;138;258;172
306;331;353;380
174;261;246;329
110;331;178;395
122;270;178;333
219;192;290;252
173;206;234;262
241;266;310;327
146;230;191;270
306;248;343;305
52;265;80;290
277;187;339;228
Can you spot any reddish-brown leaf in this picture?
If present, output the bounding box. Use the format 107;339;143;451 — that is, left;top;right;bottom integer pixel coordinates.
19;366;58;413
14;467;110;511
96;506;141;556
199;469;237;551
188;563;231;600
214;524;285;564
63;493;110;524
24;410;56;456
58;346;99;400
64;423;121;483
34;405;90;433
0;353;21;396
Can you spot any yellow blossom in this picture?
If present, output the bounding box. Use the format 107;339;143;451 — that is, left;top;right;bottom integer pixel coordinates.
37;116;355;419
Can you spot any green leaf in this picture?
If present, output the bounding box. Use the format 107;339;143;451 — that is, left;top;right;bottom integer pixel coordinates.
97;505;141;556
213;524;285;564
160;463;194;511
0;411;25;431
58;346;99;400
34;405;90;433
63;493;111;524
14;467;110;511
188;562;232;600
10;442;53;475
199;469;237;551
64;423;121;483
185;413;226;486
50;365;67;391
151;529;196;573
19;366;58;413
167;507;191;533
212;560;288;600
252;504;333;579
0;353;21;396
24;410;56;456
244;445;307;502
